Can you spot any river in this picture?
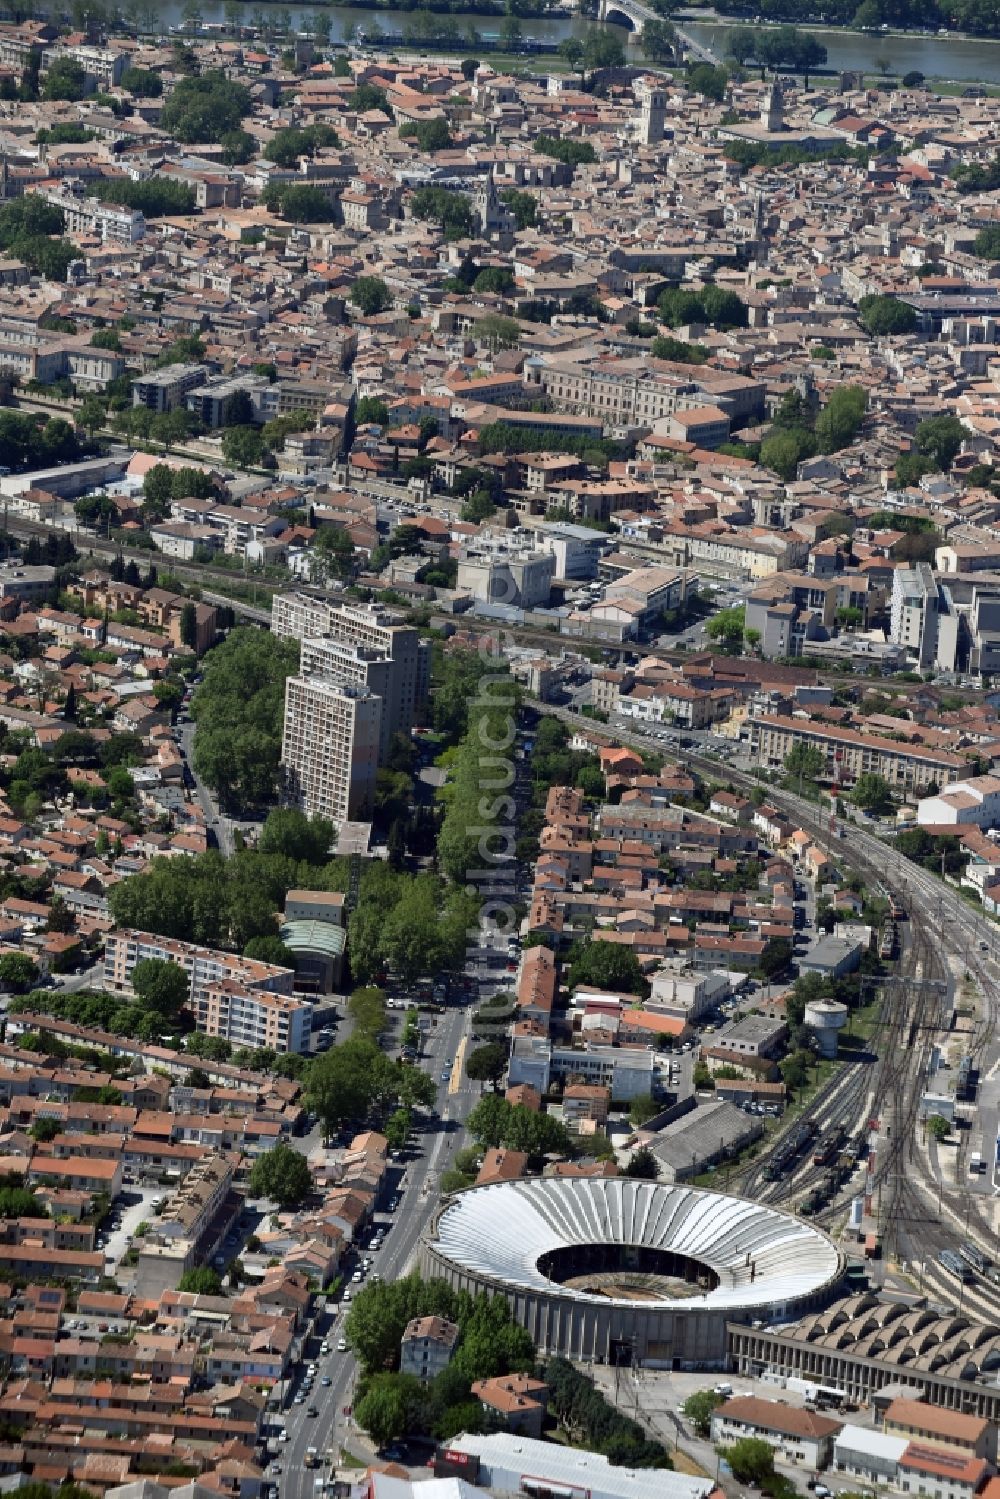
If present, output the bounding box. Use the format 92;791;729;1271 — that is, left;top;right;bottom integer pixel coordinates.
680;16;1000;82
154;0;589;45
151;0;1000;81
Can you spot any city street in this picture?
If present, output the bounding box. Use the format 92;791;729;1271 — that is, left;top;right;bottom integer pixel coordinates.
176;714;234;856
279;994;481;1498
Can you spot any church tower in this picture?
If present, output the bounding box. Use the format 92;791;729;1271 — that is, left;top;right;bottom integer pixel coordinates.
638;84;666;145
761;81;784;132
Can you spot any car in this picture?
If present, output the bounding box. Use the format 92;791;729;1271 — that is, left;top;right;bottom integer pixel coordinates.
343;1289;351;1302
337;1339;347;1352
294;1395;305;1405
306;1406;319;1417
320;1342;329;1354
351;1270;363;1283
321;1376;332;1386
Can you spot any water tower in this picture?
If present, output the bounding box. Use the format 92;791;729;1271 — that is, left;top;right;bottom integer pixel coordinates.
804;999;849;1059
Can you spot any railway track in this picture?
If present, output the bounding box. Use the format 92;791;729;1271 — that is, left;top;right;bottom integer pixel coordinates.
533;702;1000;1305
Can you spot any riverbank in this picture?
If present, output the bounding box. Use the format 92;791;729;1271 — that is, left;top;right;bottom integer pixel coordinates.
674;10;1000;81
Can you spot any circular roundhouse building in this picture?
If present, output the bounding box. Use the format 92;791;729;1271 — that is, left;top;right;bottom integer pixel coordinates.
422;1177;843;1366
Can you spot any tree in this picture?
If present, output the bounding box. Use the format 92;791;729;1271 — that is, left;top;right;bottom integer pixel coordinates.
784;741;825;790
249;1141;313;1207
641;17;675;60
973;226;1000;262
385;1107;411;1152
853;772;893;816
355;1370;426;1448
401;117;452;152
76;394;108;439
629;1094;659;1128
177;1267;223;1295
500;188;537;231
535;134;596;168
348;986;387;1038
815;385;866;453
687;62;728;100
760;937;793;980
705;606;745;651
244;936;295;967
121;66;163;96
43;56;86;100
466;1042;508;1090
351;83;391;114
780;1047;813;1090
858;295;918;337
760;427;816;479
625;1145;659;1180
926;1113;950;1141
355;397;389;427
915;414;965;472
0;952;38;993
460;56;480;79
683;1390;724;1437
727;25;757;63
258;807;333;864
179;601;198;651
567;938;649;998
131;957;189;1017
88;178;196;218
160;71;252;143
266;183;334;223
191;629;299;811
719;1438;775;1485
222;425;265;468
350;276;392;317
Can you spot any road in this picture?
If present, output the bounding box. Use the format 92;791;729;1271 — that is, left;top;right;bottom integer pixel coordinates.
176;714;234;856
279;998;481;1497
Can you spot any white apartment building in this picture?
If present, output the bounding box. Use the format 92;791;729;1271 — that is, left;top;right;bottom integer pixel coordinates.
890;562;941;668
917;774;1000;830
42;188;144;244
281;676;380;825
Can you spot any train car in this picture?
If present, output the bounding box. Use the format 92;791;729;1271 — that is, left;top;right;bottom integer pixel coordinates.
813;1127;847;1168
959;1241;990;1276
940;1248;976;1284
888;896;905;921
879;922;897;961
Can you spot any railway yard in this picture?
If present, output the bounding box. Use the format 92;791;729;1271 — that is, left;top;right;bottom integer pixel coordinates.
538;701;1000;1323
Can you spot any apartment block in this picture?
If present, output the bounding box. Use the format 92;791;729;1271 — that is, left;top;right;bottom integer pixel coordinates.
132;363;209;415
281;676;380;825
299;636;396;761
273;594;430;742
43;188;144;244
890;563;942;669
748;713;964;792
103;930;310;1053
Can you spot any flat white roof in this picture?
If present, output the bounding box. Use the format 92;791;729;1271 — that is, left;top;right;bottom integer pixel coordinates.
834;1424;910;1462
447;1432;714;1499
